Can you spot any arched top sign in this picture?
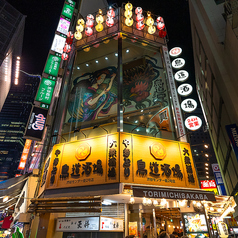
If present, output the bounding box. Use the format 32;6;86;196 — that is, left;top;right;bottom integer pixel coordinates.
174;70;189;82
181;98;197;113
169;47;182;57
185;116;202;131
177;83;193;97
172;58;185;69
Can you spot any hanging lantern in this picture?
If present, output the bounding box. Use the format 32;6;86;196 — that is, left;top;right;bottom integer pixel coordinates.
125;2;133;11
63;43;71;53
85;27;93;36
93;43;100;48
136;21;145;30
83;47;90;52
157;16;165;30
103;39;110;44
159;29;167;38
96;9;104;23
86;14;94;28
66;31;73;44
131;37;137;43
106;17;114;27
136;13;144;22
135;7;142;15
74;31;82;40
61;53;68;60
125;17;133;27
148;25;156;34
77;19;85;26
107;7;115;18
76;24;84;32
146;12;154;26
124;9;132;18
95;23;103;32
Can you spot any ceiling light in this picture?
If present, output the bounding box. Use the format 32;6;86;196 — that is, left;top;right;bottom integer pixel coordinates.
96;60;98;63
115;53;118;56
126;49;130;53
105;57;108;60
206;172;209;174
153;200;158;206
135;120;138;123
77;66;80;70
86;63;89;67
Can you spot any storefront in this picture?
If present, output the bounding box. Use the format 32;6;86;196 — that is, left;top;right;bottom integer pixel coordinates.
26;2;236;238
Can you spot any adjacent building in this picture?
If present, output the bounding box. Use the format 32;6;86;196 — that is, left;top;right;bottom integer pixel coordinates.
189;0;238;217
0;0;25;111
0;72;40;180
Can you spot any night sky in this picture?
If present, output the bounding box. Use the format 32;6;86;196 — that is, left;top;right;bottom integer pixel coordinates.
7;0;196;96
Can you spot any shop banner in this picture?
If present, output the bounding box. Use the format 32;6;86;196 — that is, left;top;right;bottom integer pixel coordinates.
24;106;48;141
225;124;238;161
100;217;123;231
56;217;100;232
132;187;216;201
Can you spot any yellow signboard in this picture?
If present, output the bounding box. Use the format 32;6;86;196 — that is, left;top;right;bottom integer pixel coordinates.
42;133;199;190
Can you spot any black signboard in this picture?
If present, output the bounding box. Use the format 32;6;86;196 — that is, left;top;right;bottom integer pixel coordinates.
24;106;48;141
133;186;216;201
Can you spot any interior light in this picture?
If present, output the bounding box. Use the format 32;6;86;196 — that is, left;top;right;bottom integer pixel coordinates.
147;199;152;206
206;176;209;178
129;196;135;204
204;144;209;148
96;60;99;63
141;109;143;112
142;197;147;206
136;128;140;132
135;120;138;123
218;208;222;212
153;200;158;206
3;196;8;202
86;63;89;67
205;154;209;157
126;49;130;53
210;207;214;211
77;66;80;70
206;172;209;174
205;163;209;166
105;57;108;60
205;167;208;170
102;200;112;205
115;53;118;56
197;202;201;207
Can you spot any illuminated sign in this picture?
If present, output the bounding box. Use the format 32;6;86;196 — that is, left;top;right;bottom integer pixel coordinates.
174;70;189;82
44;54;61;77
212;163;224;185
162;46;187;142
100;217;123;231
181;98;197;113
169;47;182;57
35;78;56;104
57;18;70;35
200;180;217;189
51;34;66;54
56;217;100;232
172;58;185;69
42;133;199;191
185;116;202;131
62;3;74;19
18;139;32;170
177;83;193;97
24;106;48;141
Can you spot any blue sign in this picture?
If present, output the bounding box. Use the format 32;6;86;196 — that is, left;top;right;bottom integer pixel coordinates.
225;124;238;160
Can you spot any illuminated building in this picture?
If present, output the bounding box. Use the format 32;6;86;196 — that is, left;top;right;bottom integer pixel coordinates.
0;0;25;111
0;72;39;180
189;0;238;218
22;0;236;237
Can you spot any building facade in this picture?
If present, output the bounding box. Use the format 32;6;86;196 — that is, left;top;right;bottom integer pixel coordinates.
0;72;40;180
0;0;25;111
189;0;238;218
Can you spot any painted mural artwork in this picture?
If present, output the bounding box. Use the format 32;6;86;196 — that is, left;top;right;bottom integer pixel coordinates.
67;56;168;123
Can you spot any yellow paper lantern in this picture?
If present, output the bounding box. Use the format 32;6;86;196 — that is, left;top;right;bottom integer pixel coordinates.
148;25;156;34
125;2;133;11
76;24;84;32
103;39;110;44
74;31;82;40
77;19;85;25
83;47;90;52
146;12;154;26
95;23;103;32
124;9;132;18
96;14;104;24
125;17;133;26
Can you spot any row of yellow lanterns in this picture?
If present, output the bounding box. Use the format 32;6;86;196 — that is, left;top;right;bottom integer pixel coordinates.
74;4;166;40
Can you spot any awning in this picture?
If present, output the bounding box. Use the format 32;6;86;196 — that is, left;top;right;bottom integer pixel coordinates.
0;174;30;211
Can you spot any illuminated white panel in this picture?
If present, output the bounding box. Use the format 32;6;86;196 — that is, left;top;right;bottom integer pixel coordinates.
15;57;20;85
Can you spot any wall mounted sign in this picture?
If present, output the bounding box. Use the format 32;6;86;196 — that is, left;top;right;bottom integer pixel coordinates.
35;78;56;104
200;180;217;189
162;46;187;142
24;106;48;141
172;58;185;69
225;124;238;161
133;187;216;201
169;47;182;57
212;164;224;185
42;132;199;191
18;139;32;170
181;98;197;113
62;2;74;19
57;18;70;35
56;217;100;232
174;70;189;82
184;116;202;131
100;217;124;231
44;54;61;77
51;34;67;54
177;83;193;97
